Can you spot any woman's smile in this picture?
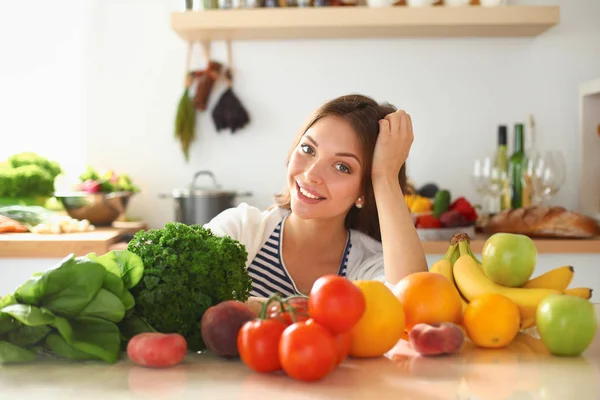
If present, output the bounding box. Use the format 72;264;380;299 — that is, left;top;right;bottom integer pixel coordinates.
295;181;326;204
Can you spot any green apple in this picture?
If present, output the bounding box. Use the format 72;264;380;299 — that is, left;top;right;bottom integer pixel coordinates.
536;294;598;357
481;233;537;287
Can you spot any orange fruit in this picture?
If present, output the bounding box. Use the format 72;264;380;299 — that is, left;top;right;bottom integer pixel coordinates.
349;280;405;358
393;272;463;331
463;293;520;348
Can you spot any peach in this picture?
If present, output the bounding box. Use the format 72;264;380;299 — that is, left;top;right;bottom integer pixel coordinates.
408;322;464;356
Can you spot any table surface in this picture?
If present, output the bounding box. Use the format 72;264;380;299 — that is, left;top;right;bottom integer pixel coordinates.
1;305;599;400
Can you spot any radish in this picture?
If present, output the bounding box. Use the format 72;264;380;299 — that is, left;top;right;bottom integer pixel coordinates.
127;333;188;368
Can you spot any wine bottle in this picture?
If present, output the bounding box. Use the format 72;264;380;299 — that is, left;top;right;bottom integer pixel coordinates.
493;125;510;211
509;123;531;209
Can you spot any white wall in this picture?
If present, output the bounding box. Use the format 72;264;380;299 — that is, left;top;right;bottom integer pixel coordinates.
0;0;599;229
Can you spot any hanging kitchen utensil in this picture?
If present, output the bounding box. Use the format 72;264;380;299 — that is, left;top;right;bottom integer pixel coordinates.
174;42;196;162
192;42;222;112
211;40;250;134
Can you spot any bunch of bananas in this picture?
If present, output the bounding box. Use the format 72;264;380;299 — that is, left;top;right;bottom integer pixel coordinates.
430;233;592;330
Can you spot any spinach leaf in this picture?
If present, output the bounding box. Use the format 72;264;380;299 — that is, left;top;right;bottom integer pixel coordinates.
91;250;144;289
0;304;55;326
0;341;37;364
0;313;20;336
102;270;124;298
78;289;125;323
69;316;121;363
8;325;51;347
0;294;17;308
119;289;135;311
118;313;156;342
14;274;46;305
52;316;73;343
45;334;98;361
35;256;106;317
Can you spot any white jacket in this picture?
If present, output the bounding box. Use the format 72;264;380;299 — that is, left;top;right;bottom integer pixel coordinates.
204;202;390;285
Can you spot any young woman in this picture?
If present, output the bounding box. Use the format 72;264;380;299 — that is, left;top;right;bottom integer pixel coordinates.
204;94;428;302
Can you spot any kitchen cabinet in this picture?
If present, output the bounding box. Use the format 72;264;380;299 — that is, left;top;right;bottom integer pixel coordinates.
171;5;560;42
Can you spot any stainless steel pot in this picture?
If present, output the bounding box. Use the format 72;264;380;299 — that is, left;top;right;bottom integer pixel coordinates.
160;170;252;226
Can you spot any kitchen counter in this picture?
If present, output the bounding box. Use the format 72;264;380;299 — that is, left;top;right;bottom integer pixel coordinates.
1;305;599;400
0;226;145;258
2;228;600;258
423;233;600;254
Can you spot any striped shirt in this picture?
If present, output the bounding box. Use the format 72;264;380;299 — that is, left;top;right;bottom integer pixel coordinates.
247;217;352;297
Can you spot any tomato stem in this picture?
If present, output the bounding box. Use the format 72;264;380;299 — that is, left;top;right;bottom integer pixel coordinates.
259;292;284;320
282;298;298;324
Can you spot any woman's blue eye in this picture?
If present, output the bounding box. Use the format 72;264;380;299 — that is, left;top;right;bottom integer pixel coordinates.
300;144;314;155
336;164;350;174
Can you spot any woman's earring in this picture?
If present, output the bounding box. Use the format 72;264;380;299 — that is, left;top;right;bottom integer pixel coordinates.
355;197;363;209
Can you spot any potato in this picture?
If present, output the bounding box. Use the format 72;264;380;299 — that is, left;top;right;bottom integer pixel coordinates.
409;322;464;356
126;332;188;368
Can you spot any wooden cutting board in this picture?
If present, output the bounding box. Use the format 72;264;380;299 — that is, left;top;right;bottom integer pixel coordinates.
0;228;132;258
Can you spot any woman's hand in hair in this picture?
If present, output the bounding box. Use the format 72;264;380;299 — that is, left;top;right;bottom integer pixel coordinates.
371;110;414;181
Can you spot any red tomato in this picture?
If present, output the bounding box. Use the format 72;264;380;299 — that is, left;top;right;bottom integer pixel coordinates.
308;275;366;334
279;321;337;382
268;296;310;325
306;319;352;365
237;318;287;373
334;331;352;365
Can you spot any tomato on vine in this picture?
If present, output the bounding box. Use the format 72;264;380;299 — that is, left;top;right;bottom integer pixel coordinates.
279;320;338;382
268;296;310;326
308;275;366;334
237;294;288;373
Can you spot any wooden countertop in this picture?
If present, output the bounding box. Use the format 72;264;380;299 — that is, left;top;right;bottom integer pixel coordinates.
1;228;600;258
423;233;600;254
1;306;598;399
1;226;600;259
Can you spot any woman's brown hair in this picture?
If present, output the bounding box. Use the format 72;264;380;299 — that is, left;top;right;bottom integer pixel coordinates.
273;94;408;242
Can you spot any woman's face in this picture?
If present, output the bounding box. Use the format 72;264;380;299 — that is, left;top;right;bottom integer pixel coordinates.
287;116;364;221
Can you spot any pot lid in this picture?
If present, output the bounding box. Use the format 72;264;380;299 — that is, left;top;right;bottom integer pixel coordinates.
171;187;237;198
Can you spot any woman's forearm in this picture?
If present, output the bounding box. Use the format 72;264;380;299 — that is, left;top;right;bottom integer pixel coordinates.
373;174;429;284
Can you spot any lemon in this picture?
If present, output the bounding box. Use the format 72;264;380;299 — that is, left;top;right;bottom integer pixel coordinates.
349;280;405;358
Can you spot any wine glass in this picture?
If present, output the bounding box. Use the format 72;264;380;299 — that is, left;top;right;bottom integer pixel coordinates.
472;158;490;198
538;150;566;203
526;153;546;205
473;157;508;214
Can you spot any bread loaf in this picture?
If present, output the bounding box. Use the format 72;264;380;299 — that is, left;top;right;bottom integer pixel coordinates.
484;206;600;239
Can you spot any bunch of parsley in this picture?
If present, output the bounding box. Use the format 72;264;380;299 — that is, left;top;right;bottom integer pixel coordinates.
126;222;252;351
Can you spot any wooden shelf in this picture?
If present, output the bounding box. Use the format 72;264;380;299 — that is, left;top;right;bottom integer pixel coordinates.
421;233;600;255
170;6;560;42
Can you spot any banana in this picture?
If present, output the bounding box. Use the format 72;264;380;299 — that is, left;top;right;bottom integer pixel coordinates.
564;287;593;300
430;243;457;284
430;241;469;313
452;239;560;325
466;245;482;266
522;266;574;292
